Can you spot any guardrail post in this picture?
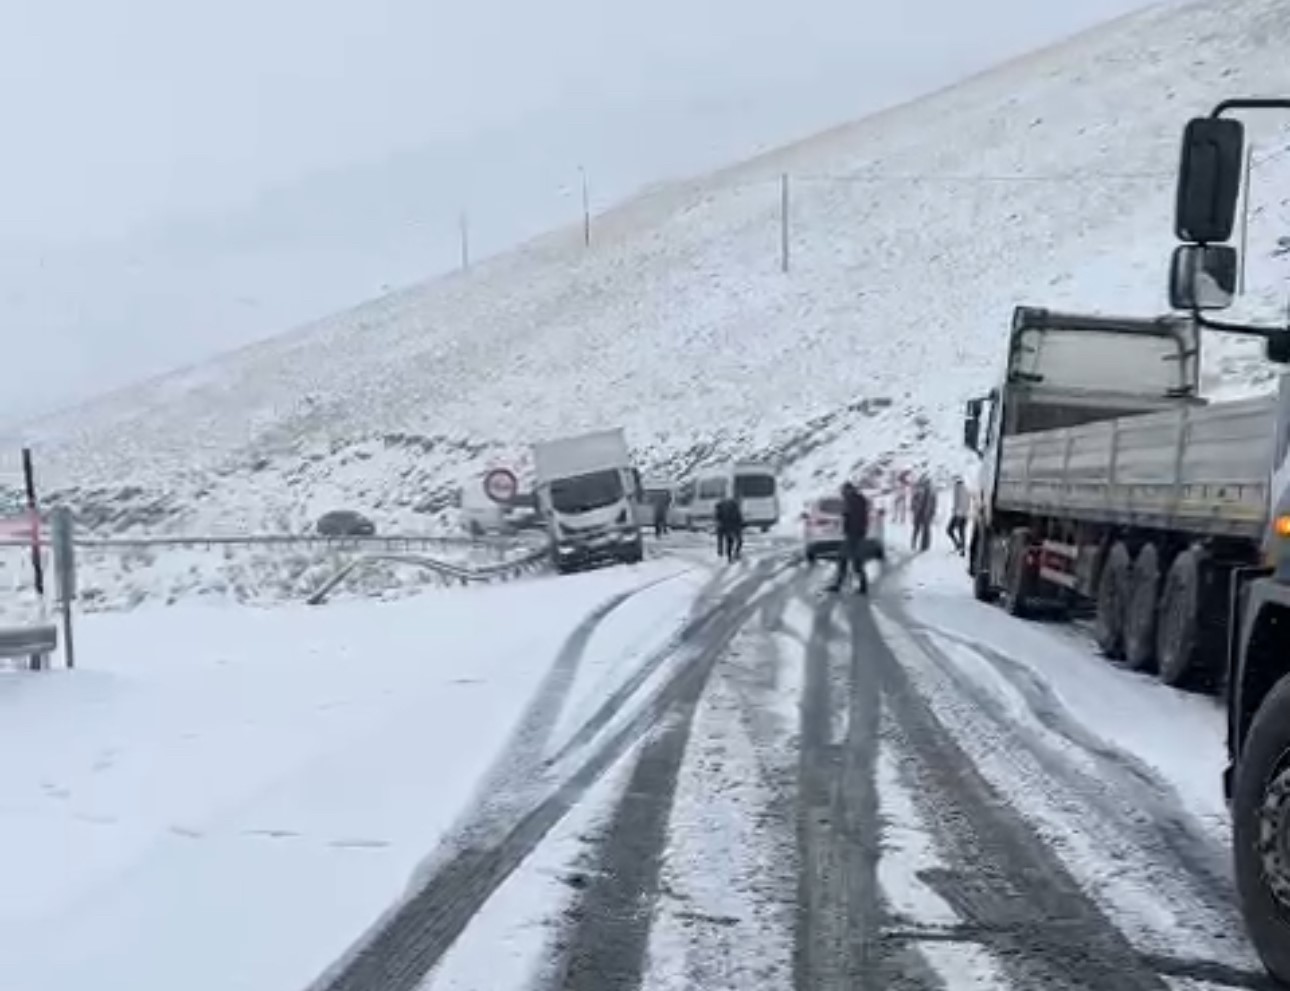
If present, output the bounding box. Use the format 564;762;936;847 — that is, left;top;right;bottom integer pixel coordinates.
52;507;76;670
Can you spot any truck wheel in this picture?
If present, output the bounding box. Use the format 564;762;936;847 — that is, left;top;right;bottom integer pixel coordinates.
1004;529;1033;618
1124;543;1161;672
1157;548;1204;688
1232;674;1290;986
971;529;996;603
1095;542;1132;659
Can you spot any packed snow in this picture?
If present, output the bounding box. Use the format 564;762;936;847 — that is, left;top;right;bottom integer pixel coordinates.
890;548;1230;833
875;551;1249;971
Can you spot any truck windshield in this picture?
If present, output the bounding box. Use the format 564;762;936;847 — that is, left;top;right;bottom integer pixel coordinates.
735;474;776;498
550;470;625;513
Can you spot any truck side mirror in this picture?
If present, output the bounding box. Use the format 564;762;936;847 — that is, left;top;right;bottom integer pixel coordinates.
1170;244;1238;310
1175;117;1244;243
963;399;982;454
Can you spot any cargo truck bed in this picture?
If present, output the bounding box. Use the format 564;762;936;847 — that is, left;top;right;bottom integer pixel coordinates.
996;393;1279;540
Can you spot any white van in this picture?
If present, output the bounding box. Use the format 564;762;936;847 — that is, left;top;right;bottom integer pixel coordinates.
731;462;780;531
690;471;730;531
672;464;781;532
670;478;697;530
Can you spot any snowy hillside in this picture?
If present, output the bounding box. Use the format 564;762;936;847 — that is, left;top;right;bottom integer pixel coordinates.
7;0;1290;540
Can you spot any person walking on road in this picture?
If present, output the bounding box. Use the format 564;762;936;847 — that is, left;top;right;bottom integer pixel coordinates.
911;474;936;553
715;496;744;563
827;481;870;594
653;494;669;538
947;477;969;556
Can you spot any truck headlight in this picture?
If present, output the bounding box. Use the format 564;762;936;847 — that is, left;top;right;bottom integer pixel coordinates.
1268;515;1290;569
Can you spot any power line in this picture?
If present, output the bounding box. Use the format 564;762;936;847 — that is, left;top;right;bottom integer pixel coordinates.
791;170;1172;185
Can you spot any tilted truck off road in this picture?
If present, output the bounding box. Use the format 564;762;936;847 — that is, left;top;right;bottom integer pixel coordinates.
966;100;1290;984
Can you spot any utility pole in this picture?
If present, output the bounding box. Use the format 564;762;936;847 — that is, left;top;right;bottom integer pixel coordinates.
579;166;591;248
780;173;790;273
1239;143;1254;295
459;212;470;272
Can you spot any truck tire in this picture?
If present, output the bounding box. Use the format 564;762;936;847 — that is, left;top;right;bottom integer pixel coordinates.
1157;548;1203;688
970;529;996;603
1095;542;1132;659
1004;529;1033;618
1124;543;1161;672
1232;673;1290;986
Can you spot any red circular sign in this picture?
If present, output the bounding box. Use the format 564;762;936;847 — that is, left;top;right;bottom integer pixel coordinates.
483;468;518;504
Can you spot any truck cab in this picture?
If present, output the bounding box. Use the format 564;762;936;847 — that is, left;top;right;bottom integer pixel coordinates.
965;306;1201;593
532;428;645;573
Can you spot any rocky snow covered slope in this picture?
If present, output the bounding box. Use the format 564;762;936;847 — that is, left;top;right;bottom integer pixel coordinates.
6;0;1290;542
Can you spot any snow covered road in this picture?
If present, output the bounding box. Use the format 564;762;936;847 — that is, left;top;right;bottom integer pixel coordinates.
0;540;1273;991
341;545;1267;991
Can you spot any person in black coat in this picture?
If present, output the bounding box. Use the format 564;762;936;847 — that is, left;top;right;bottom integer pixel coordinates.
827;481;870;594
714;496;744;562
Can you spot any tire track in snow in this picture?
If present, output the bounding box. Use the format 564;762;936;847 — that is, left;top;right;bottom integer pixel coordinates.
461;573;689;842
313;560;790;991
545;702;701;991
889;614;1249;971
540;561;798;991
544;557;793;770
864;601;1172;990
794;595;883;991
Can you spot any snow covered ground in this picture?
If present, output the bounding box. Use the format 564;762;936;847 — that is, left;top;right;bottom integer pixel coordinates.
0;529;1262;990
0;560;707;991
7;0;1290;552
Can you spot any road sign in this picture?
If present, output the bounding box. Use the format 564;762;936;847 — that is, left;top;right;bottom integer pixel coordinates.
483;468;519;504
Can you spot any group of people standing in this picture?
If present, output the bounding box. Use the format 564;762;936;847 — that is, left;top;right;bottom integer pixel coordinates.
901;473;972;557
682;470;974;574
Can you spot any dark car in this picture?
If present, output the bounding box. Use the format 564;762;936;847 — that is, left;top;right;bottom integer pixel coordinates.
316;510;376;537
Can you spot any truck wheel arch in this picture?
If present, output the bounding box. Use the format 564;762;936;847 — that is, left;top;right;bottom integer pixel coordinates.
1235;589;1290;759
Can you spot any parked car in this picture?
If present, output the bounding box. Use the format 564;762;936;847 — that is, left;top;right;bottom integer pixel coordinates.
316;510;376;537
801;496;844;563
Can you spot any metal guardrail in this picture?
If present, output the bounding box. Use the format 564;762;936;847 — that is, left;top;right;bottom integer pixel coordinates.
0;532;531;551
0;623;58;670
306;546;552;606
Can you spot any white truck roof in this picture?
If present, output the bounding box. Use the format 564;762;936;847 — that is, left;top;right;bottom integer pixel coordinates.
532;428;630;483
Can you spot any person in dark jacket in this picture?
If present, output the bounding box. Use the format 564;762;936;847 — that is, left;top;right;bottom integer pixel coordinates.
910;474;937;552
714;496;744;562
653;493;670;538
827;481;870;594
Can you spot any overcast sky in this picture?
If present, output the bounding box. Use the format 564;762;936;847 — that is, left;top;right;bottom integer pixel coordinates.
0;0;1156;423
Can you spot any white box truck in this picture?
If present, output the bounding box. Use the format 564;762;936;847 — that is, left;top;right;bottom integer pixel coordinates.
532;428;644;573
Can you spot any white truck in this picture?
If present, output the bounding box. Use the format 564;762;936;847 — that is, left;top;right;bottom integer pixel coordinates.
966;304;1290;983
531;428;644;573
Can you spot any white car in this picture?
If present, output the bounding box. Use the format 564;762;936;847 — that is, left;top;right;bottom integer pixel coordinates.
801;496;845;563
